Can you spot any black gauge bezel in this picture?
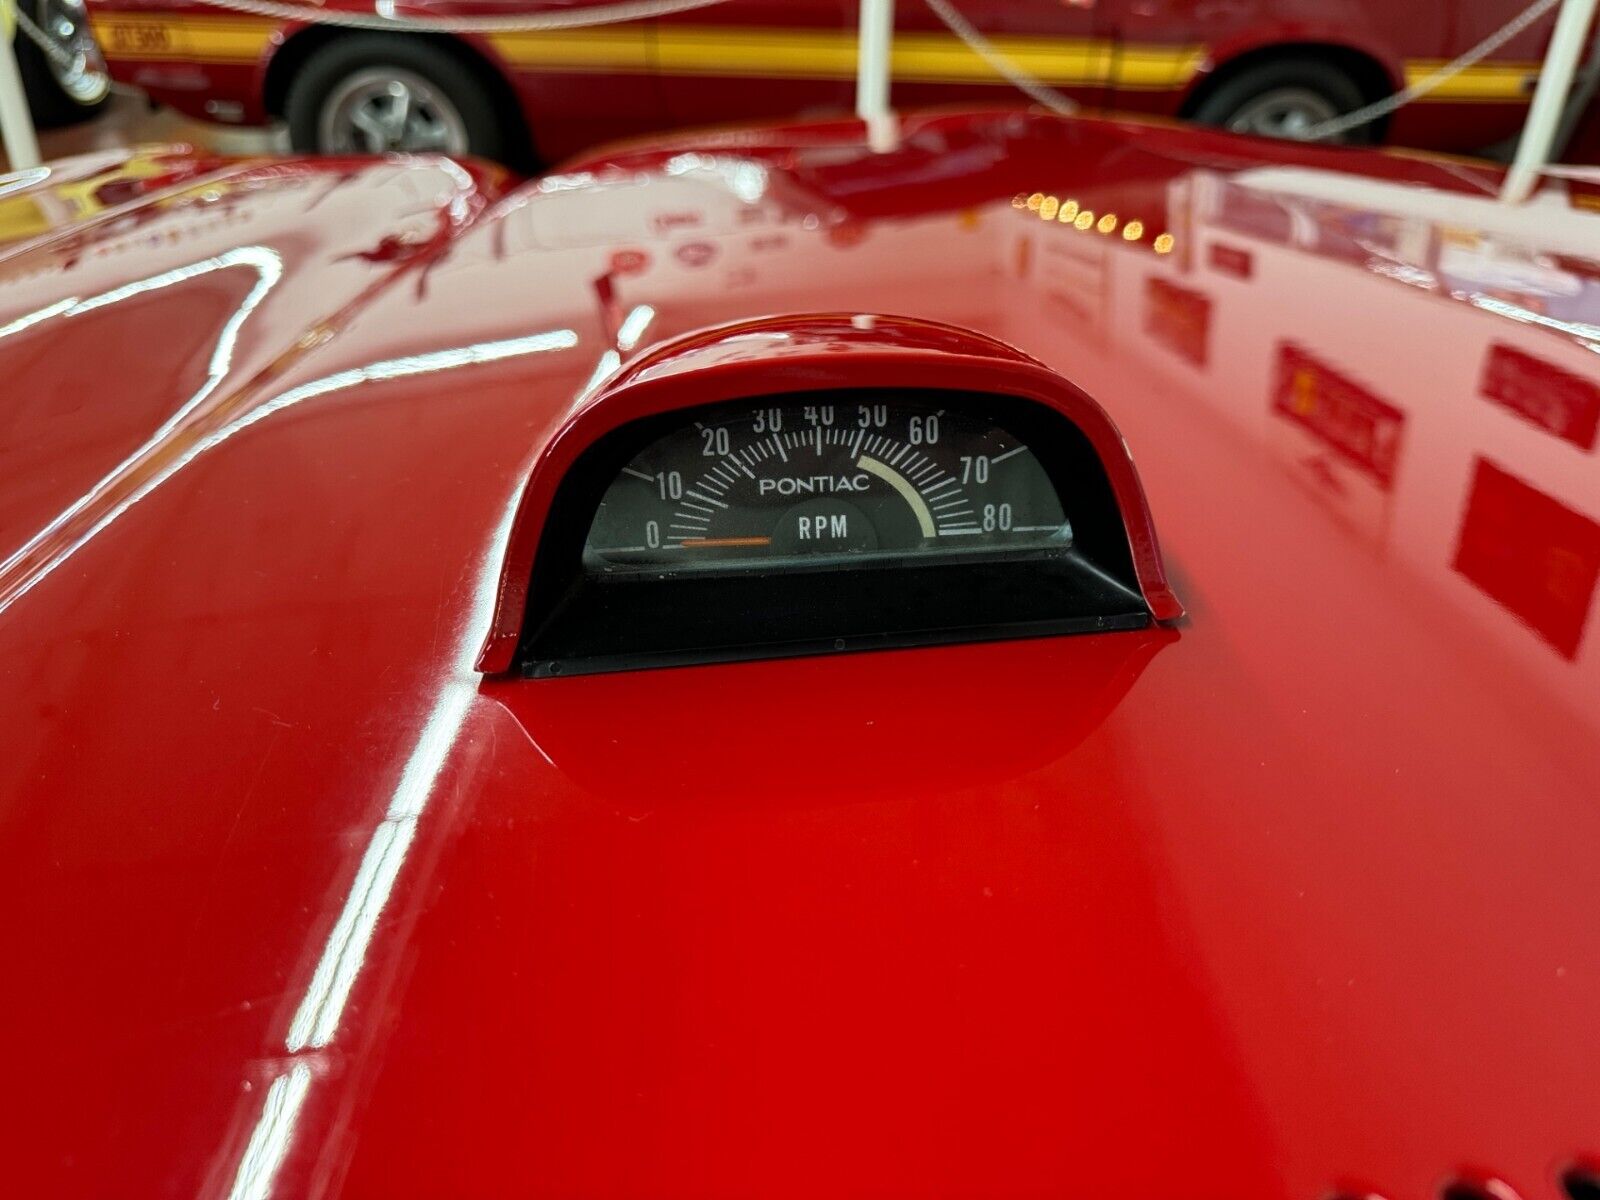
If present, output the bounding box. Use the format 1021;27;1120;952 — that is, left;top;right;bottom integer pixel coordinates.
515;388;1149;677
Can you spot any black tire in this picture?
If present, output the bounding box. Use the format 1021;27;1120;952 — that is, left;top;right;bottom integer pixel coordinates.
15;0;109;129
285;34;509;163
1190;56;1373;145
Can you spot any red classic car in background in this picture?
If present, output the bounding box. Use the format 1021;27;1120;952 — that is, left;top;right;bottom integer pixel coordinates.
82;0;1567;166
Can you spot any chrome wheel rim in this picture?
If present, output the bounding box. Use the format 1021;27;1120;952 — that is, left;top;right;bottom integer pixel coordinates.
317;67;470;155
1225;88;1342;141
37;0;109;105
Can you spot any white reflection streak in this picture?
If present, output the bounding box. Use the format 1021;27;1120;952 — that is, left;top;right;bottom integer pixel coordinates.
663;153;768;203
217;337;565;1194
284;812;419;1051
283;676;473;1050
434;158;476;224
1469;293;1600;351
0;329;578;616
0;166;51;198
615;303;655;351
577;348;622;402
284;471;528;1051
0;246;283;581
0;297;79;339
225;1063;313;1200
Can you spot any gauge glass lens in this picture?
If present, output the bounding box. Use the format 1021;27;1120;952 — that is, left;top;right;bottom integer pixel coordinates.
585;399;1069;570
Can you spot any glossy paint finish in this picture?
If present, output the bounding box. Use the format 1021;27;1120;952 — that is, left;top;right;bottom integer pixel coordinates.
82;0;1561;163
1;112;1599;1199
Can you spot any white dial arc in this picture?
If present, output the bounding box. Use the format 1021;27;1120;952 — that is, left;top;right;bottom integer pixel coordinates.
857;453;936;538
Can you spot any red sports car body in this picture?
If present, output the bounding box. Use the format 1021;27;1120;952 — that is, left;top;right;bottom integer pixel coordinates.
1;110;1598;1199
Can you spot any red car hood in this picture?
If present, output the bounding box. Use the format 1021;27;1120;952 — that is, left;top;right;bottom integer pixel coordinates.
1;116;1598;1200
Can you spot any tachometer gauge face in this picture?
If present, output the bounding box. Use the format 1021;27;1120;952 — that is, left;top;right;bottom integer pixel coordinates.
586;398;1069;570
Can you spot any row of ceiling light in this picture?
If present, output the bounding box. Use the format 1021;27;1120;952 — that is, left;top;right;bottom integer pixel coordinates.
1013;191;1175;254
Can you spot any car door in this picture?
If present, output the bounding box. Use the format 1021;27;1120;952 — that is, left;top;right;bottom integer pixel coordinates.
891;0;1114;114
655;0;857;128
478;0;673;162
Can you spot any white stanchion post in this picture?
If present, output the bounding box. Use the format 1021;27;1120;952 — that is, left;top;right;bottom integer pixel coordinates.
1502;0;1600;202
0;2;41;171
0;0;41;171
856;0;897;152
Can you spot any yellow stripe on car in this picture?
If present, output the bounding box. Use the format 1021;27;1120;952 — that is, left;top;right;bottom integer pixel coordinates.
488;27;653;71
1404;59;1540;100
88;14;1539;103
90;13;278;62
615;27;1198;87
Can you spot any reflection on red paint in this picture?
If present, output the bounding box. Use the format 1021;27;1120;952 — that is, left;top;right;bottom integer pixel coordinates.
608;248;650;276
1480;343;1600;451
1454;459;1600;659
825;220;869;249
1209;242;1253;279
1272;344;1406;490
651;211;702;234
675;240;718;268
1144;276;1210;367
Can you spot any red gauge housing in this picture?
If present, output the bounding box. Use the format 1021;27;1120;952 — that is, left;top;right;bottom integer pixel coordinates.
477;314;1182;675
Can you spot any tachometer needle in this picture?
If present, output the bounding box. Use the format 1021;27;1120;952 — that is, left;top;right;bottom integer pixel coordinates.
679;536;773;548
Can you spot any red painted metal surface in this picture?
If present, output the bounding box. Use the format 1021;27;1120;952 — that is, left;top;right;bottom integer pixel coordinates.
1;112;1599;1200
82;0;1565;163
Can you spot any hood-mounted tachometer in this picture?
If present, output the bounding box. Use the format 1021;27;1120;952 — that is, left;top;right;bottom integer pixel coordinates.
477;315;1182;676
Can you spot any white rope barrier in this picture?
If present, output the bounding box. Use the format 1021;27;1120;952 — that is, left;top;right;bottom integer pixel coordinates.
930;0;1567;141
1301;0;1563;140
923;0;1075;116
179;0;730;34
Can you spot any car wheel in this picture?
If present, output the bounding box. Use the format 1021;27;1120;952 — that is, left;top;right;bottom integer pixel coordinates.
14;0;110;129
1190;57;1371;144
286;35;507;162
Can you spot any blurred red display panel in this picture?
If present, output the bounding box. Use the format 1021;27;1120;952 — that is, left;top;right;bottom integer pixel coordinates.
1272;343;1405;490
1144;276;1210;367
1453;458;1600;659
1208;242;1253;279
1480;342;1600;451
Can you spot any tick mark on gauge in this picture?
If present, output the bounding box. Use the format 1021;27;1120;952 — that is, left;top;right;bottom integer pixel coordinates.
622;467;655;482
686;489;727;508
990;446;1026;464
